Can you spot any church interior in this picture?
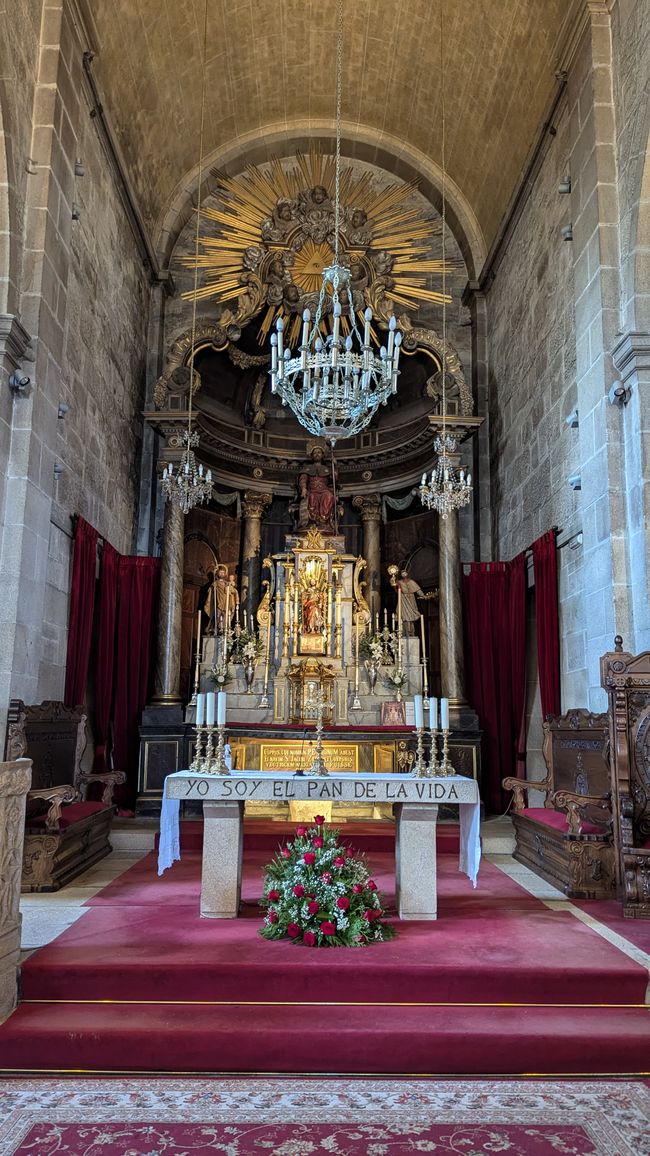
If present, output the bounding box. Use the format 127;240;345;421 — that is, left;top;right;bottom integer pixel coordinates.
1;0;650;1145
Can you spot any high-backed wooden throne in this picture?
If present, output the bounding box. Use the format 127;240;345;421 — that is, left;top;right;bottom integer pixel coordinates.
601;638;650;918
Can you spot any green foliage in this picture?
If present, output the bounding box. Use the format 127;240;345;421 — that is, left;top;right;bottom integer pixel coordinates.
259;818;396;948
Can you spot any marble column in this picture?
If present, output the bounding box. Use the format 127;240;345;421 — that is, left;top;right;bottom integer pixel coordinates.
241;491;272;621
352;495;382;617
153;498;185;703
0;758;32;1023
438;506;466;709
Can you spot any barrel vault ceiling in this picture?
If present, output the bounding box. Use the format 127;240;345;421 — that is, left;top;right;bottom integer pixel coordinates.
85;0;578;259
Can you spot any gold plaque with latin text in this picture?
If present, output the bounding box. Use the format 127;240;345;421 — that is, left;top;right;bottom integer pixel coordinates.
260;742;358;773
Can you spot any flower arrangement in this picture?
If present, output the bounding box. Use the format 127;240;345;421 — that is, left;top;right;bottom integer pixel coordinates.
236;627;263;664
359;631;396;665
385;666;408;692
209;660;233;687
260;817;396;947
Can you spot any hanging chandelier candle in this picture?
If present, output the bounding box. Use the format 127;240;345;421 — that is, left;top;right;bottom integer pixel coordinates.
268;0;402;445
419;4;472;520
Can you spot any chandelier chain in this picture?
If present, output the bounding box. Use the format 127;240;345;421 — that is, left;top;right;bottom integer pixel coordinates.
333;0;343;269
187;0;210;436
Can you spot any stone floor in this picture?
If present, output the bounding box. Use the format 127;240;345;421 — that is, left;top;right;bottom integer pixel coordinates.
17;817;650;996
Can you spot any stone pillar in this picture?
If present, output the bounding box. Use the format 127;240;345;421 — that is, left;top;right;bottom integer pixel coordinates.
0;758;31;1023
612;332;650;653
200;801;244;918
352;495;382;617
395;802;439;919
153;498;184;703
438;508;466;709
241;492;272;620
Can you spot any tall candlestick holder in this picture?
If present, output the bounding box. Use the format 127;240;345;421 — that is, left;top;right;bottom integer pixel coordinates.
212;723;231;775
189;638;202;706
201;724;216;774
412;727;431;777
190;723;206;772
436;727;455;777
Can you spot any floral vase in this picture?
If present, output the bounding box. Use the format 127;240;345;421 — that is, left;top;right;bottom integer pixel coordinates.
244;660;256;694
365;660;378;695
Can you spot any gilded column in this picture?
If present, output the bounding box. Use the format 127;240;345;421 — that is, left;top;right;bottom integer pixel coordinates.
153;498;185;702
0;757;32;1022
352;494;382;618
241;491;272;620
438;508;466;709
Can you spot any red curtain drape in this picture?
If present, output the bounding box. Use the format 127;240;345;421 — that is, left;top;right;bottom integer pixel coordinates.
509;551;528;778
93;541;120;775
63;517;99;707
463;557;528;813
112;556;161;808
532;529;561;718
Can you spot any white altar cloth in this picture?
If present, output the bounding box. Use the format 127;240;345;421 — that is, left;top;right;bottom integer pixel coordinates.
158;770;481;887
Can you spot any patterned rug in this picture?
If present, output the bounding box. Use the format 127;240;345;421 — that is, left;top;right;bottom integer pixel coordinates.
0;1077;648;1155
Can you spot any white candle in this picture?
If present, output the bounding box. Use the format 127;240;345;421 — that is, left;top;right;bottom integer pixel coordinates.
223;582;230;662
243;608;248;631
196;692;205;727
441;697;450;730
430;696;438;730
375;611;379;633
384;608;388;627
419;613;427;667
391;613;396;631
414;694;424;729
206;692;215;726
355;618;359;694
217;691;226;726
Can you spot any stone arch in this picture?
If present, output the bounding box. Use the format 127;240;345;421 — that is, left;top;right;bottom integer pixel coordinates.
154;119;487;283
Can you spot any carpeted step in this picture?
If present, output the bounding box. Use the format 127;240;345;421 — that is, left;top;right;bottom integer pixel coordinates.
1;1001;648;1075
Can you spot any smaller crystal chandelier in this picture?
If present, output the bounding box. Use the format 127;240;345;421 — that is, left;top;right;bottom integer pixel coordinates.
419;433;472;519
269;0;402;445
161;430;213;515
161;0;213;514
419;4;473;521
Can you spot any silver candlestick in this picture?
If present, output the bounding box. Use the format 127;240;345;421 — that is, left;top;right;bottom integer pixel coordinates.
306;687;329;777
211;723;231;776
436;727;455;777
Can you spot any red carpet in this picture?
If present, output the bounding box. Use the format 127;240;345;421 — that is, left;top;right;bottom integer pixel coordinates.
1;825;649;1074
1;1076;648;1156
573;896;650;953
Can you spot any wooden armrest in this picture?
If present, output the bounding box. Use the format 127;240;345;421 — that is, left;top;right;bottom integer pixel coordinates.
552;790;612;835
28;785;80;831
501;775;552;811
78;770;126;806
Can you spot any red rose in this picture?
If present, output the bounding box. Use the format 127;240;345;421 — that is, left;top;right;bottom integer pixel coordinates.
268;889;280;902
336;896;349;910
367;879;377;891
362;909;374;921
307;900;319;915
292;884;305;898
334;856;346;868
312;837;324;848
296;826;307;837
303;931;316;946
352;883;363;894
280;847;290;859
321;871;333;883
287;922;301;939
314;815;325;825
346;847;354;858
268;910;278;923
303;852;316;866
320;921;336;935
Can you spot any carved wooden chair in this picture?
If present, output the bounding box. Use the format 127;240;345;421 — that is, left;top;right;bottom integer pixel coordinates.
502;709;615;898
601;639;650;918
6;700;126;892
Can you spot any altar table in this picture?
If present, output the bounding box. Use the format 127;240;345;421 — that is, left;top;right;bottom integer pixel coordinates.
159;771;481;920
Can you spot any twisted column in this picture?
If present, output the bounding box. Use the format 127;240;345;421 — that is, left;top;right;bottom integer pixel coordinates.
352;494;382;618
241;491;272;620
153;499;185;702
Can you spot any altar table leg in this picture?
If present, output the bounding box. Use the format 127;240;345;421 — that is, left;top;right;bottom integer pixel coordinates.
200;801;244;918
395;803;439;919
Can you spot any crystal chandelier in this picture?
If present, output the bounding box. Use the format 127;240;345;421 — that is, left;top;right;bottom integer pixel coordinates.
419;5;473;521
269;0;402;446
161;0;213;513
161;429;213;514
